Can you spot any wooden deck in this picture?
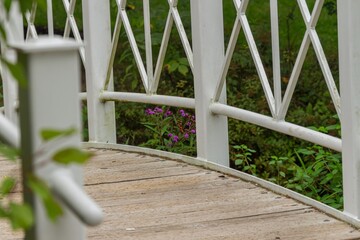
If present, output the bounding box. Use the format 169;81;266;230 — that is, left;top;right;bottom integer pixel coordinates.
2;148;360;239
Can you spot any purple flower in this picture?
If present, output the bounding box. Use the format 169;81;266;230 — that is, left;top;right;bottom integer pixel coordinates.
179;109;186;117
172;135;179;143
154;107;163;113
190;129;196;134
186;121;191;126
168;133;173;138
184;133;189;139
164;110;172;117
145;108;155;115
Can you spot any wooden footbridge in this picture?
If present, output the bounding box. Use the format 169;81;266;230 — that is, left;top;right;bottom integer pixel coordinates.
2;147;360;240
2;0;360;239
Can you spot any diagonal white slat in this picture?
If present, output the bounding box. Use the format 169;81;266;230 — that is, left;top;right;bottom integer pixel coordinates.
104;0;149;92
270;0;282;116
143;0;154;90
171;2;193;72
152;0;194;93
62;0;85;64
25;3;38;40
214;0;276;117
279;0;341;120
105;0;193;94
152;10;173;93
213;0;247;104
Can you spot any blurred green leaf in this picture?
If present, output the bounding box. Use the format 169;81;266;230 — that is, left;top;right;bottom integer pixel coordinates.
8;203;33;230
168;61;179;73
0;205;6;217
53;148;92;165
40;127;77;141
0;57;27;87
0;145;19;161
178;65;188;76
0;177;16;196
27;176;63;221
178;58;189;66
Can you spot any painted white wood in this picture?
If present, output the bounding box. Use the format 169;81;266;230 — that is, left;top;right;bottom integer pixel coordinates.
143;0;154;90
62;0;85;64
270;0;281;117
214;0;275;117
210;102;341;152
191;0;229;166
279;0;340;120
100;91;195;109
152;0;193;93
0;112;19;147
25;3;38;40
0;0;23;124
14;37;102;240
82;0;116;143
338;0;360;220
46;0;54;37
152;11;173;93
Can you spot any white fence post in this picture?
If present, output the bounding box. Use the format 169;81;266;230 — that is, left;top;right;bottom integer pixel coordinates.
82;0;116;143
338;0;360;219
14;37;102;240
190;0;229;166
0;0;24;123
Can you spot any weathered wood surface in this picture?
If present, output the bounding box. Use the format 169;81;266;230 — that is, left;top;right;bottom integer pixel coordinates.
2;148;360;239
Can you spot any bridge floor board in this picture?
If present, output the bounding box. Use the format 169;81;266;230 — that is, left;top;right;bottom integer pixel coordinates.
1;148;360;239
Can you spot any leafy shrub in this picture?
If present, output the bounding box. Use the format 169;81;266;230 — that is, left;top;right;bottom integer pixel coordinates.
140;106;196;156
231;143;343;210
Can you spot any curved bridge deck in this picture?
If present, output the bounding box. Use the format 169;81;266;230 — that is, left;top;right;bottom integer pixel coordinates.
2;148;360;239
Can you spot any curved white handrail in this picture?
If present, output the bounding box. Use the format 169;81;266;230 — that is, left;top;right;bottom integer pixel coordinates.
0;113;19;148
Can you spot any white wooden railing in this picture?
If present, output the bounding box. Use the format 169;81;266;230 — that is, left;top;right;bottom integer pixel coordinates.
1;0;360;238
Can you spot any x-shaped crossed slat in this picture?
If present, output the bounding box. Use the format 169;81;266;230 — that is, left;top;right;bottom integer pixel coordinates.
25;2;38;40
104;0;193;94
279;0;341;121
24;1;85;65
104;0;150;92
151;0;194;93
63;0;85;64
213;0;276;117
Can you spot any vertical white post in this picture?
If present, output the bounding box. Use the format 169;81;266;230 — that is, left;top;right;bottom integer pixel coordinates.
338;0;360;219
190;0;229;166
1;0;24;123
15;38;85;240
82;0;116;143
270;0;282;117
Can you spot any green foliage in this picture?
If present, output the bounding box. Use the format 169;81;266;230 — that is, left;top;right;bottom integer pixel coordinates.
0;57;27;87
232;143;343;210
52;147;92;165
290;146;343;209
140;106;196;156
0;145;19;161
5;203;33;230
40;128;77;141
233;144;257;175
27;176;63;221
0;177;15;196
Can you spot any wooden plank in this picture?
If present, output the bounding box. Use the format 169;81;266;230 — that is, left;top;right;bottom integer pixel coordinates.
88;209;360;240
2;149;360;240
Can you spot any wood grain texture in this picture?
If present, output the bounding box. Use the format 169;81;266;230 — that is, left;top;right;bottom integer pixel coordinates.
1;149;360;239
